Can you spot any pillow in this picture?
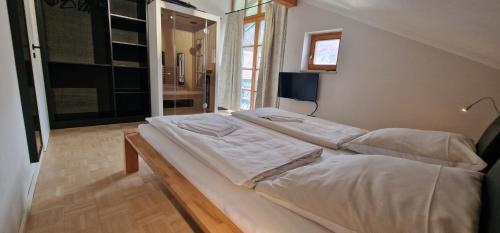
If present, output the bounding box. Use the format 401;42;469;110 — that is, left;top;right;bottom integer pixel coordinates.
256;155;483;233
342;128;487;171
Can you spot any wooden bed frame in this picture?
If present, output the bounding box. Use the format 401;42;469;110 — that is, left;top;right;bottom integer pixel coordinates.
124;129;242;233
124;116;500;233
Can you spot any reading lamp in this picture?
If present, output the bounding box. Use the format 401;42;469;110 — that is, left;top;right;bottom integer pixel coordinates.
461;97;500;115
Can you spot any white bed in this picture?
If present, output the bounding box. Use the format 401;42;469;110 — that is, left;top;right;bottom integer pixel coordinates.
232;108;368;150
139;123;355;233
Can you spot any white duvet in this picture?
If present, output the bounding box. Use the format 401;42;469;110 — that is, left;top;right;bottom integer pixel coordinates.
232;108;368;150
256;155;483;233
147;113;323;188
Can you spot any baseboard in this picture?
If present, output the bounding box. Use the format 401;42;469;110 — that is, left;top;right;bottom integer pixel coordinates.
17;208;29;233
18;149;45;233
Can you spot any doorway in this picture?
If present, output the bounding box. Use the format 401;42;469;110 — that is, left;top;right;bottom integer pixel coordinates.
161;9;218;115
147;1;221;116
6;0;50;162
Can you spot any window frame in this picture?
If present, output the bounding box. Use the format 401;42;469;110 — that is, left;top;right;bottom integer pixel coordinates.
308;31;342;71
232;0;266;110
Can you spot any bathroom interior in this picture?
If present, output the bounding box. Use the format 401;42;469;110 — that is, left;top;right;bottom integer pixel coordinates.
161;9;217;115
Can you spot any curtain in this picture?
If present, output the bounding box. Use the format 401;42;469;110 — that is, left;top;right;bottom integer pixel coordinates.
255;3;288;108
218;11;245;111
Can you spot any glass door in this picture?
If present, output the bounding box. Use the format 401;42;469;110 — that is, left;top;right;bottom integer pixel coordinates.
161;9;217;115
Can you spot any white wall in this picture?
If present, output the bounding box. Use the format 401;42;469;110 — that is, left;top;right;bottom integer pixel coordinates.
280;2;500;141
0;0;37;232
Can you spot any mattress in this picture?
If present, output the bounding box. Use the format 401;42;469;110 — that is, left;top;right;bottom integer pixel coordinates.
139;123;354;233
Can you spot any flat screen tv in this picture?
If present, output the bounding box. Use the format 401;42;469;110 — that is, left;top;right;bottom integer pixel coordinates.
278;72;319;102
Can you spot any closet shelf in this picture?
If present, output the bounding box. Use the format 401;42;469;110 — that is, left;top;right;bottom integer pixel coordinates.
110;14;147;32
115;91;147;94
49;61;112;67
113;65;148;69
110;13;146;23
112;41;147;48
115;87;144;91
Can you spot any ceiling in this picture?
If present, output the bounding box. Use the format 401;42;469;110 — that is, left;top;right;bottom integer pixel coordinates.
304;0;500;70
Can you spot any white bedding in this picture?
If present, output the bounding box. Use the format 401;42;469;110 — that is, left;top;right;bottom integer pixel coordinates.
147;113;322;188
139;124;351;233
256;155;483;233
173;115;238;137
232;108;368;149
342;128;487;171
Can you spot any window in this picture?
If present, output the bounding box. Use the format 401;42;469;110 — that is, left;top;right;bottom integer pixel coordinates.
232;0;266;110
232;0;263;17
308;32;342;71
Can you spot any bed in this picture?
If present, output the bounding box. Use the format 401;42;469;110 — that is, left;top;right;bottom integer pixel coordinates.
232;108;368;150
124;115;500;233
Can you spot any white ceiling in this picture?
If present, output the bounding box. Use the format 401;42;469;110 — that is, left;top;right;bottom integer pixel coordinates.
304;0;500;70
189;0;230;16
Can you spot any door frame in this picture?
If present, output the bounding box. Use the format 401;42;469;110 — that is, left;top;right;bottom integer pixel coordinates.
33;0;56;128
147;1;221;116
5;0;42;163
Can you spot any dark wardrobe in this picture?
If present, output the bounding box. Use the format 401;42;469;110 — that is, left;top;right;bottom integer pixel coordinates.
38;0;150;128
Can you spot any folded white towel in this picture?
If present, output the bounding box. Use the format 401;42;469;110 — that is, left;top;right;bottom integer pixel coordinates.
173;115;238;137
258;114;304;123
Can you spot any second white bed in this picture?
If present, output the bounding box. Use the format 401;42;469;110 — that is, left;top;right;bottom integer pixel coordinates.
139;123;355;233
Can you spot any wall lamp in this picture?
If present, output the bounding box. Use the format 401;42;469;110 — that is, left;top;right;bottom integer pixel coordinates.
462;97;500;115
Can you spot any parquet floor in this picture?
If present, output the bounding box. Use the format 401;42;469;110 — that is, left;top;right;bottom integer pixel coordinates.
26;123;201;233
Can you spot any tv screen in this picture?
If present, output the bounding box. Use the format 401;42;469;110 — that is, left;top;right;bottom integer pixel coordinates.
278;72;319;102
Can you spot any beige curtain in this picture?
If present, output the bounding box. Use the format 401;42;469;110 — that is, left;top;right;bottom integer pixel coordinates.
218;11;245;111
255;3;288;108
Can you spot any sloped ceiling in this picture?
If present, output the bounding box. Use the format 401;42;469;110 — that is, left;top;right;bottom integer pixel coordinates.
304;0;500;70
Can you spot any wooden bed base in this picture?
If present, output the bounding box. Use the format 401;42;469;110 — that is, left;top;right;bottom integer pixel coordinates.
123;129;242;233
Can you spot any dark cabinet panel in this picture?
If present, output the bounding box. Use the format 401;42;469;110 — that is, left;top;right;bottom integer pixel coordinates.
112;27;147;45
111;14;146;32
48;62;114;121
109;0;146;20
39;0;150;128
116;93;149;117
113;42;147;63
114;67;148;90
42;0;111;65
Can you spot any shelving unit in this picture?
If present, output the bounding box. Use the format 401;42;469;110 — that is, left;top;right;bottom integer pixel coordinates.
109;0;149;119
111;14;147;30
40;0;150;128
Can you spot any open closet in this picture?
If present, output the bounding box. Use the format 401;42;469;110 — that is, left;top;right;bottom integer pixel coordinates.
38;0;150;128
148;1;220;116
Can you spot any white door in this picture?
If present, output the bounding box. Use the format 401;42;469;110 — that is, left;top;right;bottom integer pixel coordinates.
148;0;163;117
23;0;50;150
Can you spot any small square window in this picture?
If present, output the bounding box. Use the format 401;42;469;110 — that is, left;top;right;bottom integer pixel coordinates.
308;32;342;71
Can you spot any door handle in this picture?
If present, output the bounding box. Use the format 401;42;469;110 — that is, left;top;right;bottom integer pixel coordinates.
31;44;41;58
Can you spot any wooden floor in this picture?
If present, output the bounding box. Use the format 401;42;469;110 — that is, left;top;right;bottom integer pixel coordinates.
26;123;201;233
